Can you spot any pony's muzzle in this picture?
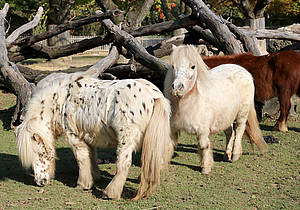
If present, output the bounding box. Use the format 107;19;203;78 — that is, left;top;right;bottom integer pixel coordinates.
171;82;184;98
35;174;50;186
35;177;49;186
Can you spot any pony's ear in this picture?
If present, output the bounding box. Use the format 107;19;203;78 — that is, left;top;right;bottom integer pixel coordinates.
172;44;177;51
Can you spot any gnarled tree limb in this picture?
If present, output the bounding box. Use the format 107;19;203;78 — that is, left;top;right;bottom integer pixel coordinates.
183;0;243;54
6;7;43;47
101;18;172;77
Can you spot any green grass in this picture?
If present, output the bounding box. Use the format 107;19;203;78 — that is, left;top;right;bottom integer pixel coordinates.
0;92;299;209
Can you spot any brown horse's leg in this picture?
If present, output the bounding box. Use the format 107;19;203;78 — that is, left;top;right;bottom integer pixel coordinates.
276;92;291;132
197;132;213;174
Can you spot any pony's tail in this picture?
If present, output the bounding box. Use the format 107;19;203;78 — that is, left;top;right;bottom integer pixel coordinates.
132;97;174;201
245;102;268;153
16;121;34;169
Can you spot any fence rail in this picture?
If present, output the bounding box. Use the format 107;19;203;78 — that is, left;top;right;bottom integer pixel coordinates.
39;35;166;54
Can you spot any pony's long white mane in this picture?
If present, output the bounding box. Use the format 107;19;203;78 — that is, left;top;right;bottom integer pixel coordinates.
16;78;63;169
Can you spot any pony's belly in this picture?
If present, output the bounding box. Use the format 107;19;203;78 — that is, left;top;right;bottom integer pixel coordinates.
94;128;118;149
209;107;239;134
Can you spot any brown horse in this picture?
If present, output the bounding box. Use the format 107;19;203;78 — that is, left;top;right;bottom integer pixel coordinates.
203;51;300;132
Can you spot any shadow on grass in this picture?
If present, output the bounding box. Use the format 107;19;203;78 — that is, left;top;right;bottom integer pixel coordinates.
260;124;300;132
0;147;140;199
175;143;224;161
171;144;257;173
0;106;15;130
55;147;139;199
0;153;36;186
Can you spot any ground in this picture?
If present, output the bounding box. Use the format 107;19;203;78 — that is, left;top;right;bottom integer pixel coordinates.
0;88;299;209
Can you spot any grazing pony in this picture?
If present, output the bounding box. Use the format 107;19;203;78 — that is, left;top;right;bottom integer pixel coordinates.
16;75;174;200
203;51;300;132
164;45;267;174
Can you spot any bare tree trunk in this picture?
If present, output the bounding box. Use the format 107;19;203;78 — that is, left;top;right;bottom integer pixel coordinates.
48;0;75;46
126;0;154;29
0;4;34;126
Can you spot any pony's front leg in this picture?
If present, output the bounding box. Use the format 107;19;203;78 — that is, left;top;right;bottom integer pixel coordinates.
171;128;180;147
197;132;213;174
68;134;94;190
103;133;136;200
224;124;236;161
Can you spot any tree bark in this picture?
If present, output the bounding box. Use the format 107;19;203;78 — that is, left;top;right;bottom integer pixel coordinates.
126;0;154;29
239;27;300;42
101;18;172;78
13;10;119;47
127;15;199;37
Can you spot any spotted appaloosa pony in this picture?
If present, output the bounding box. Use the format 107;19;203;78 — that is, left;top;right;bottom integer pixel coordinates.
164;45;267;174
203;51;300;132
16;74;174;200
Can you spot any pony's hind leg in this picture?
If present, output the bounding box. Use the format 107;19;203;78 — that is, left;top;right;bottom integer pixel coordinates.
90;146;101;180
103;128;140;200
224;124;235;161
68;134;94;190
232;119;247;162
197;132;213;174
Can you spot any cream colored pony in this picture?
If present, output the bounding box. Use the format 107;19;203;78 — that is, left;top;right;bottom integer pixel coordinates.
16;74;174;200
164;45;267;174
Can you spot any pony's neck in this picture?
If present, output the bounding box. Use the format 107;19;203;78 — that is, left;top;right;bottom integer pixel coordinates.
27;83;64;137
196;64;212;91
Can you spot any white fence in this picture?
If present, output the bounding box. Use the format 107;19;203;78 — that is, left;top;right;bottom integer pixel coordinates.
40;35;166;54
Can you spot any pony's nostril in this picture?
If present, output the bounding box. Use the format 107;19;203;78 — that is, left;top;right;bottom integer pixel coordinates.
179;83;184;90
41;178;47;186
36;178;47;186
171;83;175;90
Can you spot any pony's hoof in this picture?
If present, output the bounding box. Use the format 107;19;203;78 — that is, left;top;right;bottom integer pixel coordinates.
102;189;121;200
232;153;242;162
201;167;211;174
77;180;93;190
275;123;288;132
223;151;232;162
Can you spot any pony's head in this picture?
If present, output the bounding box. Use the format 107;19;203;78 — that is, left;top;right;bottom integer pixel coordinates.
16;116;56;187
170;45;209;98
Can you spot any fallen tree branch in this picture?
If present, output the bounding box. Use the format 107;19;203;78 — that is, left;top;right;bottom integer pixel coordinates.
183;0;243;54
6;7;43;47
127;15;200;36
224;19;261;55
101;17;172;77
13;10;120;47
239;27;300;42
84;44;120;77
10;35;113;62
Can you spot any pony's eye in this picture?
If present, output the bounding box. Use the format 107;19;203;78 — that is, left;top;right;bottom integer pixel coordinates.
191;65;196;70
172;65;174;69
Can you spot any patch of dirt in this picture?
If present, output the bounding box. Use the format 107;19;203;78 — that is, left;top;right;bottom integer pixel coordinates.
20;54;107;71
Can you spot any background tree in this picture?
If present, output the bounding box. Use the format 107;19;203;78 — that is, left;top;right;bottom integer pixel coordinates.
1;0;299;127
